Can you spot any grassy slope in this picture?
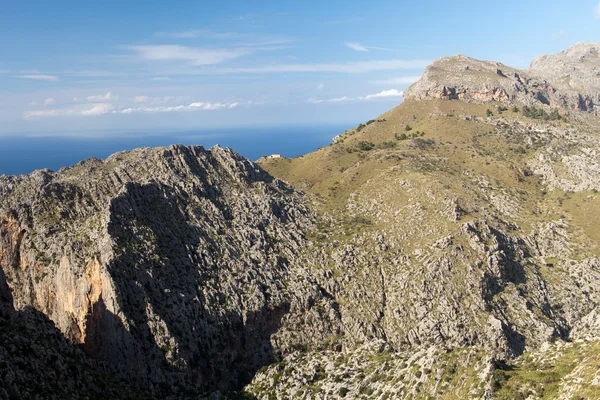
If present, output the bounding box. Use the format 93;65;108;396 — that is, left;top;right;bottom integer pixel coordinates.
257;98;600;398
261;99;598;242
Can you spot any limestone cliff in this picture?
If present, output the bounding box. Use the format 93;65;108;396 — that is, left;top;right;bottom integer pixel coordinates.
404;41;600;116
0;144;340;395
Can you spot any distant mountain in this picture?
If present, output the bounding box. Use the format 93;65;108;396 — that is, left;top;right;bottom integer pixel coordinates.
1;43;600;399
405;41;599;116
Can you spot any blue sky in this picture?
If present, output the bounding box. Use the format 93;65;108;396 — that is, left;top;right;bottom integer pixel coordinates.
0;0;598;136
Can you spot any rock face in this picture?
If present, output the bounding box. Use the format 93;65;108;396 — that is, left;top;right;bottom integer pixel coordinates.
530;41;600;114
0;144;340;394
0;250;141;399
404;41;600;116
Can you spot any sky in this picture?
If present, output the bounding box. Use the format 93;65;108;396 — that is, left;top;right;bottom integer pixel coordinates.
0;0;599;136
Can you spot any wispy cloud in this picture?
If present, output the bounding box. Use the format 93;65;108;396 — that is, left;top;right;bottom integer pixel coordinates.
596;1;600;19
23;100;239;119
119;101;239;114
24;103;114;118
345;42;369;52
316;83;325;90
87;92;114;102
345;42;394;52
370;76;421;85
126;45;253;66
132;96;149;103
308;89;403;104
44;98;57;106
17;74;59;81
215;59;430;74
129;95;189;104
151;77;171;81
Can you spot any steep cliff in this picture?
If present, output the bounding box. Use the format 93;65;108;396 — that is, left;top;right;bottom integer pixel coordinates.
0;145;341;395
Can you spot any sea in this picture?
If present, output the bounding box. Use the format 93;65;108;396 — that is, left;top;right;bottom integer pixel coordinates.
0;124;350;176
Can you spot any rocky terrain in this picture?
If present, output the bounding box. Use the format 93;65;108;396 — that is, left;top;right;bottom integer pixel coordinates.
404;41;599;116
0;145;341;397
1;42;600;399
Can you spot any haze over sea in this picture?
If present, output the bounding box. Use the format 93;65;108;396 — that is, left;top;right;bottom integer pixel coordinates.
0;125;347;176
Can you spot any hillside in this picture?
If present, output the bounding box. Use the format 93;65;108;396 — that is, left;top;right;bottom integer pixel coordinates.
1;42;599;400
254;42;600;399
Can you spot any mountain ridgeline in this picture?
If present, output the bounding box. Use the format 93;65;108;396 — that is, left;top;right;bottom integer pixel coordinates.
1;42;600;399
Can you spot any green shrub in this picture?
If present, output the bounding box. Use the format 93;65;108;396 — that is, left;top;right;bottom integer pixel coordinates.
522;106;562;121
356;141;375;151
339;387;350;397
405;124;413;131
378;140;397;149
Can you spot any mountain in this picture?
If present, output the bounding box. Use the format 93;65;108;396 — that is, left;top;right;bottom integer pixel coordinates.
255;41;600;399
0;145;341;397
1;42;600;399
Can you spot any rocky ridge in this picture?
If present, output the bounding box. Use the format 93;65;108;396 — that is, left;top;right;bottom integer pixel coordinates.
404;41;599;116
0;144;341;395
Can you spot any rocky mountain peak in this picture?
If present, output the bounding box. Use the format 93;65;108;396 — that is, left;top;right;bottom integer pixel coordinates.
404;42;600;116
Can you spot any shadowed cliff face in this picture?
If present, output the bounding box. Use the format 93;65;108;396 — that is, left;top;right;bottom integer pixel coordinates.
0;257;147;398
0;144;342;393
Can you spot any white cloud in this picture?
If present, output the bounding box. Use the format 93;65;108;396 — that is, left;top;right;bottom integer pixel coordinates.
316;83;325;90
345;42;394;52
309;89;403;104
371;76;421;85
216;59;430;74
87;92;114;102
81;104;114;116
596;1;600;18
23;100;239;119
23;103;114;119
73;97;79;102
308;96;352;104
127;45;252;66
133;96;149;103
16;74;59;81
118;101;239;114
345;42;369;52
129;95;189;105
361;89;403;100
44;98;57;106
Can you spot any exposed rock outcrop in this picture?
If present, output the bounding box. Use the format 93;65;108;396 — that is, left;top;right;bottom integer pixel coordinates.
0;144;341;394
404;41;600;116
